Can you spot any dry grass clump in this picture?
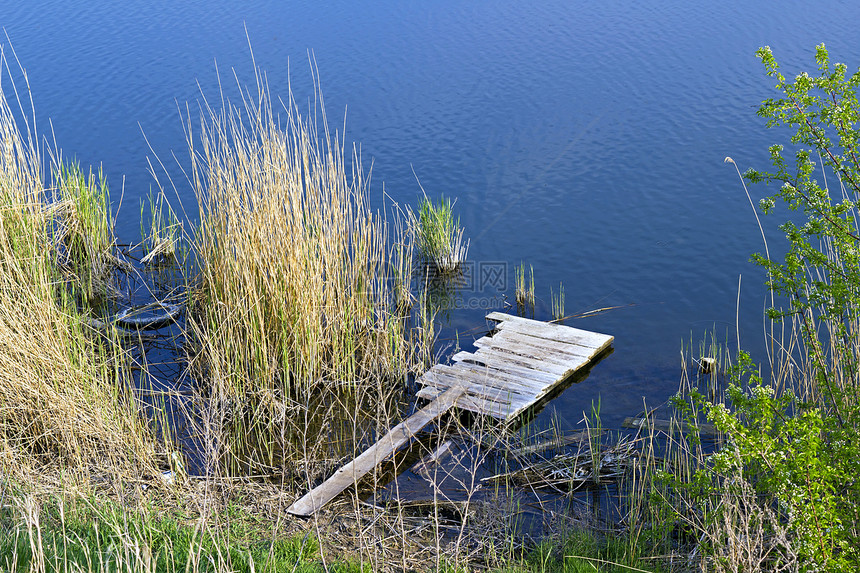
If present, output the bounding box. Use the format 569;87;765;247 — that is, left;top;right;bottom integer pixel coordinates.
185;66;421;475
0;56;160;485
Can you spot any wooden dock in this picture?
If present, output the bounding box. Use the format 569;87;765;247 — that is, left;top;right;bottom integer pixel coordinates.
287;312;613;517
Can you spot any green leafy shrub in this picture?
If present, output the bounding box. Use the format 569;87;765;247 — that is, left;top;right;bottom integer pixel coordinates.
679;44;860;572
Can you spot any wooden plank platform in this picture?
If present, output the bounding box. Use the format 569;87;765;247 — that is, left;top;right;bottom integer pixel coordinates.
416;312;614;421
287;312;613;517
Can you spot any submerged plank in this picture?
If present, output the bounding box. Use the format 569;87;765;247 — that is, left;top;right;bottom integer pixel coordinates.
622;416;717;436
287;385;466;517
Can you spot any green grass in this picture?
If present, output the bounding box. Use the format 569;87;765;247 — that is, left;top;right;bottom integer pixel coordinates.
412;194;469;273
0;495;365;573
491;530;661;573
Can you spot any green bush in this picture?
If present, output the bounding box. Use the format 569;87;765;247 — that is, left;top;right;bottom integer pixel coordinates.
682;44;860;572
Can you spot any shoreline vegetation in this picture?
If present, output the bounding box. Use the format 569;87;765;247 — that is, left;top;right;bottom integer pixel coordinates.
2;44;859;572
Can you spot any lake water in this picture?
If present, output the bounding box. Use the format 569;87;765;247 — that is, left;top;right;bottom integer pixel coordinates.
5;1;860;435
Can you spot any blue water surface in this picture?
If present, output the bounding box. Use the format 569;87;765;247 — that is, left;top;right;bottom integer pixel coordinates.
5;0;860;429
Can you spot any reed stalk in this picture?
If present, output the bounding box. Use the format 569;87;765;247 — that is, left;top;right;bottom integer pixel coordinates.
515;263;535;316
551;282;565;322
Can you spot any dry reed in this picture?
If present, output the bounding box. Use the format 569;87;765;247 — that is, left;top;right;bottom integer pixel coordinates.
184;63;423;478
0;50;160;486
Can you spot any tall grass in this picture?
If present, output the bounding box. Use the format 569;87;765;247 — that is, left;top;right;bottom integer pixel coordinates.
410;194;469;274
0;51;160;486
185;65;422;476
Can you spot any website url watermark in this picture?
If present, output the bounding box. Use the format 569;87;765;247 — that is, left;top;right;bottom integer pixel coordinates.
413;261;509;293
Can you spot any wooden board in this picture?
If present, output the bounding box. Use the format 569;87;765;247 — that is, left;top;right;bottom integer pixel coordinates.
450;351;559;384
417;384;515;419
463;346;572;376
486;312;613;349
479;329;598;360
622;416;717;436
286;385;466;517
417;314;613;420
435;363;547;394
288;313;614;516
419;369;533;407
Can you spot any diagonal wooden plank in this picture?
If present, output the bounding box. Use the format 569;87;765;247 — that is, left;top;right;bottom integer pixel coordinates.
287;385;466;517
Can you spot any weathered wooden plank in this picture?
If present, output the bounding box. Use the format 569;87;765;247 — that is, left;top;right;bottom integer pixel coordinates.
473;337;588;369
486;312;613;350
455;363;555;389
287;385;466;517
419;374;548;422
472;337;574;366
494;324;610;356
420;370;532;408
493;320;610;353
419;375;516;408
487;311;613;344
450;351;558;384
445;362;548;391
416;384;514;419
622;417;717;436
483;329;597;362
435;362;546;395
466;346;573;377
